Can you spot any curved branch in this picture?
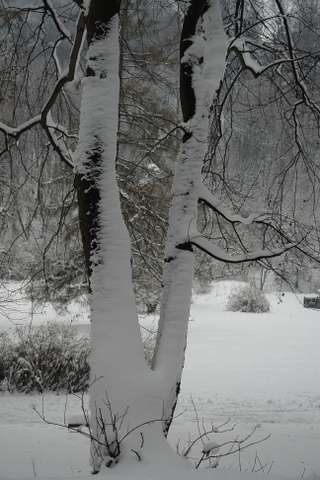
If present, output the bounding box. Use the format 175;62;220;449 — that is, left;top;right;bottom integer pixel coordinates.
43;0;72;41
191;232;296;264
0;10;85;168
0;117;42;139
41;10;85;120
229;39;309;79
198;184;269;225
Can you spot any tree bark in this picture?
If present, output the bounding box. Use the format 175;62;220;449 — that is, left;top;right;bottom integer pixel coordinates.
180;0;209;123
152;0;228;435
75;0;227;471
74;1;187;472
75;0;121;281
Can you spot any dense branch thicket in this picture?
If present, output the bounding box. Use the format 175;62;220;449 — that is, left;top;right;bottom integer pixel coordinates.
197;0;320;291
0;0;180;310
0;0;319;307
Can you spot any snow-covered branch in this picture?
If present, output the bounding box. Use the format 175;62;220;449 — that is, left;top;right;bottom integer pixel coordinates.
0;10;85;168
43;0;73;41
229;38;308;78
195;185;300;264
41;10;85;119
198;184;269;225
190;232;295;264
0;117;42;139
229;38;264;76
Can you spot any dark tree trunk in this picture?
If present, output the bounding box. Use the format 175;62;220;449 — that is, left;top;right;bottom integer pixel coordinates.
75;0;121;283
180;0;209;124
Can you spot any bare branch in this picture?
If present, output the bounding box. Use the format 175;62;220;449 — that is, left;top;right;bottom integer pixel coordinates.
198;184;268;225
43;0;73;41
190;232;296;264
0;9;85;168
229;39;310;78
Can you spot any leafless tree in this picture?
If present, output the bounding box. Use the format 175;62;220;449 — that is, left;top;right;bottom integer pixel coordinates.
0;0;319;471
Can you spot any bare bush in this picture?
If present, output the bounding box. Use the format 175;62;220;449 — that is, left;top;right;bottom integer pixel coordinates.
0;322;90;393
226;284;270;313
0;321;156;392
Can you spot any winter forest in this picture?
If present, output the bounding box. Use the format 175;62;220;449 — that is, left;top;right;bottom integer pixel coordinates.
0;0;320;478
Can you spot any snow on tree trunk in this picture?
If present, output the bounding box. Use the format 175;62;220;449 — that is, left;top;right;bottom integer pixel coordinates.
75;0;228;472
152;0;228;433
75;3;189;473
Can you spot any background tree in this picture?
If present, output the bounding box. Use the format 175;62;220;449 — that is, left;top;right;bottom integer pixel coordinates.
117;0;181;311
198;0;320;291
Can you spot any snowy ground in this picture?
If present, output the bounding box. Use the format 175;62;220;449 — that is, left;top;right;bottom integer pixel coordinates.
1;282;320;479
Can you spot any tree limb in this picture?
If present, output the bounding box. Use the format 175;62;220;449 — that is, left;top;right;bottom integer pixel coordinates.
0;9;85;168
190;232;296;263
198;184;269;225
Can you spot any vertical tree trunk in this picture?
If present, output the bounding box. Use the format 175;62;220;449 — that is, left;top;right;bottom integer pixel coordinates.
152;0;228;434
74;0;189;472
74;0;153;471
74;0;122;281
74;0;227;471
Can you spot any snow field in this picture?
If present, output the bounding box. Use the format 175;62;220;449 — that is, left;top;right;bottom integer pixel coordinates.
0;282;320;479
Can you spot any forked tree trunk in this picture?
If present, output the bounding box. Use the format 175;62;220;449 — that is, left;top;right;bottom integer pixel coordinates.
75;0;227;472
74;0;189;473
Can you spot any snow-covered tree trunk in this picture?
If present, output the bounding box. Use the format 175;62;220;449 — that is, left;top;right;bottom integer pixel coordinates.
152;0;228;432
74;0;189;473
75;0;289;472
75;0;148;471
0;0;315;473
52;0;296;471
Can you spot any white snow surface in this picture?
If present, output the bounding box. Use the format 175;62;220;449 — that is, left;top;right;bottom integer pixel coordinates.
1;282;320;480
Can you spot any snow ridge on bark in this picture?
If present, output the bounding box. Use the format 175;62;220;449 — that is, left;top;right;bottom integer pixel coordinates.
152;0;228;433
75;12;186;472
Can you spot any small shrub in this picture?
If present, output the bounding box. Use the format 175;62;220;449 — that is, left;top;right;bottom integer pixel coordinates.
141;328;156;367
0;322;90;393
0;321;157;393
226;284;270;313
